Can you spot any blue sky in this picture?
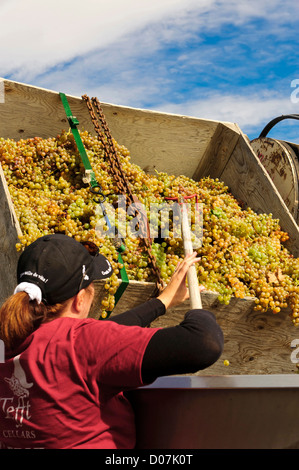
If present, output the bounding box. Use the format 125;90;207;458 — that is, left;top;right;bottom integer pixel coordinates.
1;0;299;142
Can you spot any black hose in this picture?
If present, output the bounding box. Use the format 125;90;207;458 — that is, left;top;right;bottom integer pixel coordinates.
259;114;299;138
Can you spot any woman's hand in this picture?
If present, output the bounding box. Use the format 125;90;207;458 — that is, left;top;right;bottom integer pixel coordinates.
157;252;205;310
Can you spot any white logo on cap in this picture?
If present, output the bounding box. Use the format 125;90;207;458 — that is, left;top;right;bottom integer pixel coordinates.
20;271;48;283
82;265;89;280
101;260;112;276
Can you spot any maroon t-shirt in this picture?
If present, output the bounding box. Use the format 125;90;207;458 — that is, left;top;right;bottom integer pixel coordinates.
0;317;159;449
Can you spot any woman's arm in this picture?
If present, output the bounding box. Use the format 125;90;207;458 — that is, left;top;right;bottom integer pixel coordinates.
141;308;224;383
108;252;202;326
107;297;166;327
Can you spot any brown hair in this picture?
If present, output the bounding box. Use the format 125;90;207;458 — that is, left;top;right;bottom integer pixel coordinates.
0;292;67;351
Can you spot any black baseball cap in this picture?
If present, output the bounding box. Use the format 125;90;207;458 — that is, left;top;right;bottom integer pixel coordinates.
16;234;113;305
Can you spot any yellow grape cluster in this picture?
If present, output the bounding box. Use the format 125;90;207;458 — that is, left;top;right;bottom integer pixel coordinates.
0;130;299;324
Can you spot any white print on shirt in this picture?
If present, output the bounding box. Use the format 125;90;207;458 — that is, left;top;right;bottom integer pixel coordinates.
2;428;36;439
1;354;33;427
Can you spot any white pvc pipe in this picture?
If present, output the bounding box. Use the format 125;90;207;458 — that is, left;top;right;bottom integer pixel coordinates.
181;201;202;309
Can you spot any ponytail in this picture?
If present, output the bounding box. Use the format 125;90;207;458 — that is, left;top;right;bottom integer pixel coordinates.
0;292;66;351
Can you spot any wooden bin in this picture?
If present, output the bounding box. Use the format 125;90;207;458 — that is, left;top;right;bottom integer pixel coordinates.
1;78;299;375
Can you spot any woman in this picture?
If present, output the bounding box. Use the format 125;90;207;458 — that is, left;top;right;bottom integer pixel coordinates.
0;234;223;449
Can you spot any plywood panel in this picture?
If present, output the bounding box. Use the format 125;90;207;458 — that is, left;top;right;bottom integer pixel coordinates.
151;299;298;376
0;79;226;179
98;104;220;178
220;135;299;256
0;165;21;302
192;122;240;180
0;80;95;139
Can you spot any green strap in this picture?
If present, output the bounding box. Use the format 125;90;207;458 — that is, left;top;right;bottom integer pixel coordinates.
59;92;98;187
59;92;129;317
106;252;129;317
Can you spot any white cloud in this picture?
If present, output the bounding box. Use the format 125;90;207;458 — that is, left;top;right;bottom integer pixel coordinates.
1;0;296;81
1;0;298;143
153;92;298;139
0;0;202;79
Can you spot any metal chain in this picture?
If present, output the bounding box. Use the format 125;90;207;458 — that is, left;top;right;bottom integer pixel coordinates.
82;95;129;195
82;94;164;292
